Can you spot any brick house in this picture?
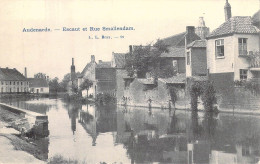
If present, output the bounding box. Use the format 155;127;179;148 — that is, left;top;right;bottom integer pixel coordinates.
0;67;29;93
186;40;207;77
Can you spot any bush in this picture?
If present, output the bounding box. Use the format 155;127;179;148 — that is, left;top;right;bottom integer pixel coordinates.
95;93;116;106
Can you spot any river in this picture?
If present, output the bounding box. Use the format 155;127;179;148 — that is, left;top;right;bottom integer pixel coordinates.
1;97;260;164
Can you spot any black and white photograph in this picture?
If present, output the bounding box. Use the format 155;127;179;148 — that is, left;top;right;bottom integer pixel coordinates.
0;0;260;163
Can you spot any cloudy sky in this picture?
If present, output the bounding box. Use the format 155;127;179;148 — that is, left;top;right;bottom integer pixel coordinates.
0;0;259;80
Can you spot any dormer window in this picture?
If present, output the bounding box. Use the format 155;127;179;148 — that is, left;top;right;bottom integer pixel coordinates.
238;38;247;56
215;39;224;58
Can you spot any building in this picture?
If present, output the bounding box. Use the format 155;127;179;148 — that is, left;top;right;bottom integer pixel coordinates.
195;17;210;40
186;40;207;77
78;55;97;97
0;67;29;93
78;55;117;97
160;26;202;76
28;78;49;94
206;0;260;82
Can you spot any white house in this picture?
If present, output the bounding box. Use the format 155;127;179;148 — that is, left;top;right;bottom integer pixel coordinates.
206;1;260;81
28;78;49;94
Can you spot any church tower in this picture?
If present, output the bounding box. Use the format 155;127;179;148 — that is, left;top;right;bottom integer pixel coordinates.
195;17;210;39
224;0;232;21
70;58;76;83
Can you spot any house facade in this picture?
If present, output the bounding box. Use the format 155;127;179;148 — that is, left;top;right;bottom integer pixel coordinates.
207;16;260;81
0;67;29;93
28;78;49;94
186;40;207;77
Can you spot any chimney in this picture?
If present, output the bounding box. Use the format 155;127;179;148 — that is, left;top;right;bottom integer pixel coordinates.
186;26;195;34
129;45;133;54
91;55;95;63
71;58;75;73
224;0;232;21
24;67;27;78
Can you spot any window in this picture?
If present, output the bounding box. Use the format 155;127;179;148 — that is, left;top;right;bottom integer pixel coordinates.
1;87;3;93
239;38;247;56
240;69;248;80
10;81;11;85
215;39;224;58
13;82;15;85
1;81;3;85
41;88;43;92
21;82;23;85
187;52;190;65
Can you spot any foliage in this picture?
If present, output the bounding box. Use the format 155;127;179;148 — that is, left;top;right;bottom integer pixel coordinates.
59;72;81;92
189;80;217;112
34;72;47;79
201;81;217;112
234;79;260;95
49;77;60;93
79;78;93;97
167;86;178;107
95;93;116;106
48;155;86;164
125;39;169;78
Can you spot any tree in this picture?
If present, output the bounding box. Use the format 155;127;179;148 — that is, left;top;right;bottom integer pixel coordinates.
125;39;169;78
59;72;81;92
49;77;60;93
34;72;47;79
79;79;93;97
168;86;178;108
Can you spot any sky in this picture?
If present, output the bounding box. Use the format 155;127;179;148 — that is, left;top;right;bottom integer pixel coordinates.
0;0;259;80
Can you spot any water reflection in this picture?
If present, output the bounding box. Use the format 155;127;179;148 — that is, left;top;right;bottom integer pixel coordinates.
3;98;260;163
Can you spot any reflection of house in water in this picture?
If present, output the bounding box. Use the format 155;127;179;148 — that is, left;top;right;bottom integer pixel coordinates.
188;141;210;164
78;104;117;146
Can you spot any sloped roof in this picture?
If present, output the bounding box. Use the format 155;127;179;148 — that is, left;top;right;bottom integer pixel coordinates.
187;40;206;48
28;78;49;87
0;68;26;81
207;16;260;39
113;53;126;68
160;47;185;58
159;74;186;84
161;32;186;47
79;61;97;78
96;61;111;68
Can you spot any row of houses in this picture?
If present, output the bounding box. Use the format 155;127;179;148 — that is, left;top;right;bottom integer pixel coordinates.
70;0;260;107
0;67;49;94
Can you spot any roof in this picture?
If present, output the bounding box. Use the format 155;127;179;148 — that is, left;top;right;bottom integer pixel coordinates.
187;40;206;48
161;32;186;47
159;74;186;84
0;68;27;81
96;61;111;68
160;47;185;58
28;78;49;87
137;78;155;85
79;61;97;78
192;76;208;81
112;53;126;68
207;16;260;39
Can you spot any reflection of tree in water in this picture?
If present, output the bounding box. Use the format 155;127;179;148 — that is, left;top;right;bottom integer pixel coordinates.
202;112;218;140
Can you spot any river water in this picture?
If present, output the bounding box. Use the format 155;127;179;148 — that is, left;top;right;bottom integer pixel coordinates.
1;97;260;164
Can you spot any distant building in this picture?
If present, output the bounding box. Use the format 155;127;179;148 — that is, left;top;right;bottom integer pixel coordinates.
28;78;49;94
78;55;117;97
195;17;210;40
206;0;260;82
0;67;29;93
160;26;202;76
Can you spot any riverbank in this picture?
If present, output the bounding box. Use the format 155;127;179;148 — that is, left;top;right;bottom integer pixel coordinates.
117;102;260;116
0;107;47;163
